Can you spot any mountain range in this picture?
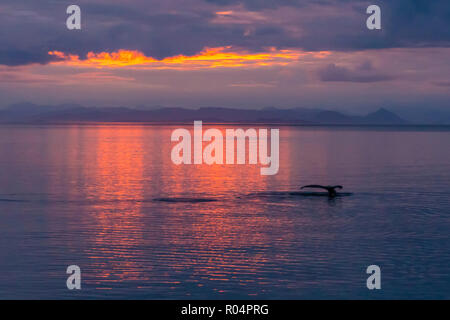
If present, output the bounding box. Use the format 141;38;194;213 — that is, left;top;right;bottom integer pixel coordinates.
0;102;443;125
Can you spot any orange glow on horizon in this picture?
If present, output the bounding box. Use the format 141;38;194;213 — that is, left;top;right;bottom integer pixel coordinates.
48;47;331;70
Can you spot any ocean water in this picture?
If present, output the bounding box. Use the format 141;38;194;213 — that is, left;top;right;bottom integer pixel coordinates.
0;124;449;299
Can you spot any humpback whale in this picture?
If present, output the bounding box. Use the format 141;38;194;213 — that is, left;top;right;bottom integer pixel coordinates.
301;185;343;197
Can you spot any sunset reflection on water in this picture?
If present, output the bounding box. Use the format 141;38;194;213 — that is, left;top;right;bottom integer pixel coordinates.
1;124;449;299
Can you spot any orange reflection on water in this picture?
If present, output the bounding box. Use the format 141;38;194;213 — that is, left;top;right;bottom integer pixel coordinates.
84;126;149;283
45;124;293;293
162;125;286;294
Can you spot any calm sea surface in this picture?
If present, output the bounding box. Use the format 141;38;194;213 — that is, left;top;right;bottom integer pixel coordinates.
0;124;449;299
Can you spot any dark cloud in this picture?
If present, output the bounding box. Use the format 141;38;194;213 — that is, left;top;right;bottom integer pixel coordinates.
318;61;395;83
205;0;312;10
433;81;450;87
0;0;449;66
0;50;54;66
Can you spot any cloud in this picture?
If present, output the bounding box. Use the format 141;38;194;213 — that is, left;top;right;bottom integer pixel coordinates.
0;70;56;84
0;0;449;67
228;81;276;88
68;72;135;83
318;61;395;83
47;47;329;70
0;50;55;66
205;0;310;11
432;81;450;87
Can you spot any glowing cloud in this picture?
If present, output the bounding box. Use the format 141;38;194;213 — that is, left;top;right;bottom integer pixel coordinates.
48;47;330;70
216;11;233;15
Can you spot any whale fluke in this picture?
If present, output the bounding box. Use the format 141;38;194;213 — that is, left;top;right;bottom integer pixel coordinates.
301;185;343;197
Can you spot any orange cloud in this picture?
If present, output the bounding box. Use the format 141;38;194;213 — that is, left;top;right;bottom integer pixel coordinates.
216;11;233;15
48;47;330;70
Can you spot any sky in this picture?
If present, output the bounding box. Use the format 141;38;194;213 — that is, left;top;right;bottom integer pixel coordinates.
1;0;450;111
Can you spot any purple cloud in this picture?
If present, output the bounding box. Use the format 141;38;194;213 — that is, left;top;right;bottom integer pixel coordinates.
318;61;395;83
0;0;449;66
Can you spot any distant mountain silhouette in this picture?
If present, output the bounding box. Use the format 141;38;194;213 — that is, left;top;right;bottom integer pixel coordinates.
0;103;411;125
389;106;450;125
311;108;407;125
364;108;407;124
312;110;359;124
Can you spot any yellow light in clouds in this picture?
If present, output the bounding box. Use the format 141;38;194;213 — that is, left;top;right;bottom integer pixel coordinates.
48;47;330;70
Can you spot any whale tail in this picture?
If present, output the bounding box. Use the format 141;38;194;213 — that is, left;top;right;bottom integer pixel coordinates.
301;185;343;197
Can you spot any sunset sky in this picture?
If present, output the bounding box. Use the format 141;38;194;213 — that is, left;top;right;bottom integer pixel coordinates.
1;0;450;111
